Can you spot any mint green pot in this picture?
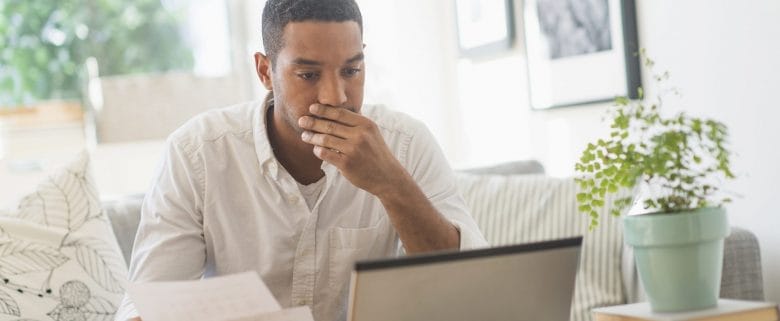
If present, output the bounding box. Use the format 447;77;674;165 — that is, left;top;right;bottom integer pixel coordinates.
623;207;729;312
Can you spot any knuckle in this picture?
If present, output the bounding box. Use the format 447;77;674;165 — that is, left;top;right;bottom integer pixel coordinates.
356;140;369;150
334;107;345;119
326;121;336;134
357;131;371;143
321;135;333;146
311;133;323;144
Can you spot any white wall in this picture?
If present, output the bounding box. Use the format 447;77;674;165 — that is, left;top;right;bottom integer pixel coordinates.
357;0;465;159
451;0;780;301
635;0;780;301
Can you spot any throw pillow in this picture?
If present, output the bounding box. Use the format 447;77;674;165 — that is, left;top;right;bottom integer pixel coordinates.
455;173;630;321
0;151;128;321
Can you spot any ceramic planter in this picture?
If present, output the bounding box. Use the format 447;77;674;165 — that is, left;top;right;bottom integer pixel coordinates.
623;207;729;312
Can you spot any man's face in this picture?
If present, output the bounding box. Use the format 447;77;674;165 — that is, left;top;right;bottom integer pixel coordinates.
259;21;365;136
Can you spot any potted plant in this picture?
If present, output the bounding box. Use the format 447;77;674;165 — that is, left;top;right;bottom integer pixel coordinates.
574;52;735;312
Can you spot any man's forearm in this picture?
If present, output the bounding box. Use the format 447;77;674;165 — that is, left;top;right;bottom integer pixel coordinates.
376;171;460;254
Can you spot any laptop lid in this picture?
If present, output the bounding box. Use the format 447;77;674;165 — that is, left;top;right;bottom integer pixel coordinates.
346;237;582;321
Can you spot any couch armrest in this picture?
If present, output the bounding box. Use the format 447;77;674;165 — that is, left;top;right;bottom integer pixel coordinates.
622;226;764;303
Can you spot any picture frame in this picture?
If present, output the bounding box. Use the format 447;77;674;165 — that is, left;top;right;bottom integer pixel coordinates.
524;0;641;109
454;0;515;58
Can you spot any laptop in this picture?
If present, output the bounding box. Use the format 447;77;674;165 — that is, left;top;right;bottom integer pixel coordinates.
346;237;582;321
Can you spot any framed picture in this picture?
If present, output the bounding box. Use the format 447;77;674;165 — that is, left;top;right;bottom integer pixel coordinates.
524;0;641;109
455;0;515;57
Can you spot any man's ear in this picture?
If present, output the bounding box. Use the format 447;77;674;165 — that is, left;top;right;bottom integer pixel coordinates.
254;52;273;91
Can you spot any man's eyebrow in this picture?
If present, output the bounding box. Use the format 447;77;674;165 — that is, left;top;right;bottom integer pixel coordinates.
290;53;363;66
291;58;321;66
345;53;364;64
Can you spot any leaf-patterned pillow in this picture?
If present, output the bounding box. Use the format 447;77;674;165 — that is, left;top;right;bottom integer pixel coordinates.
0;152;128;321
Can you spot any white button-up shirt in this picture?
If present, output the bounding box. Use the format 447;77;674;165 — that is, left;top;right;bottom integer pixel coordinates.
115;98;487;321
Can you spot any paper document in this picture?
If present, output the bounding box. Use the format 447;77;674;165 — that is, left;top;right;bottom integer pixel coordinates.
226;306;314;321
128;271;312;321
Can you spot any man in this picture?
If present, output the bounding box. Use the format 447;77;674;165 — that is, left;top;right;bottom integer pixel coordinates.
116;0;486;320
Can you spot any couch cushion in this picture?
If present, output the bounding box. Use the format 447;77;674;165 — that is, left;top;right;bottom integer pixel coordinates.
0;152;128;320
455;173;629;321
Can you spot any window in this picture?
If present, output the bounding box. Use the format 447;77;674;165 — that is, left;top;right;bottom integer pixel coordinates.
0;0;231;107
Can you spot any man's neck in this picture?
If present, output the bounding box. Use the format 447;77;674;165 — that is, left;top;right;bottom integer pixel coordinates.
266;105;324;185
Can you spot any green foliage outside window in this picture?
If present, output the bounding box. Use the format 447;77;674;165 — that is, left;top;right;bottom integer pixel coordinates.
0;0;195;108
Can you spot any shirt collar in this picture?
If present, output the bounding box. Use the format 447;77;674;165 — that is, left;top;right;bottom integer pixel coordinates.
253;93;278;178
253;93;339;181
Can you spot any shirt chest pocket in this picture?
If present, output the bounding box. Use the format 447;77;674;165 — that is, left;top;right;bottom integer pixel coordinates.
328;220;392;290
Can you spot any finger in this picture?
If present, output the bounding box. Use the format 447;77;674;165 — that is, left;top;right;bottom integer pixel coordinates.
301;130;349;153
313;145;345;164
309;104;363;126
298;116;351;139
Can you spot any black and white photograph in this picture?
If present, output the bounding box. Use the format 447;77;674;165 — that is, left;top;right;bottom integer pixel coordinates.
536;0;612;59
524;0;641;109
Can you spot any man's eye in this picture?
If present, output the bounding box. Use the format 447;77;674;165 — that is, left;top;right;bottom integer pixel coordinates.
343;68;361;77
298;72;318;80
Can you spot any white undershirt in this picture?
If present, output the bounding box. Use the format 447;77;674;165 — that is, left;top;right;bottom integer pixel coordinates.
297;177;326;211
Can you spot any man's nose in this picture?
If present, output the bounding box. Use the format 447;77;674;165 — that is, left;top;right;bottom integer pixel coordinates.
317;73;347;107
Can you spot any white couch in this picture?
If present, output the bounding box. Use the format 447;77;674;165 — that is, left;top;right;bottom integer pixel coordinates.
102;160;764;321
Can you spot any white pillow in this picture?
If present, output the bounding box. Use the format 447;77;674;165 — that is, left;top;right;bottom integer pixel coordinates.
0;152;128;320
455;173;629;321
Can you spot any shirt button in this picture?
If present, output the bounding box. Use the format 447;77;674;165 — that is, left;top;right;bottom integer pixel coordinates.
268;162;277;172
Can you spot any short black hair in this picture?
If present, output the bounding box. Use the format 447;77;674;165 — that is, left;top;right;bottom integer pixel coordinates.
262;0;363;66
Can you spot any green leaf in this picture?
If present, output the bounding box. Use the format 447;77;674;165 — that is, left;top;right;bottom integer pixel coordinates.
575;57;737;215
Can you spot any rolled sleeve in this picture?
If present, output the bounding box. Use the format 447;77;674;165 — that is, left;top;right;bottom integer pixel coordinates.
450;218;488;250
404;119;488;250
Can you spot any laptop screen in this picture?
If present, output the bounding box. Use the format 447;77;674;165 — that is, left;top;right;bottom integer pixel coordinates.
347;237;582;321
